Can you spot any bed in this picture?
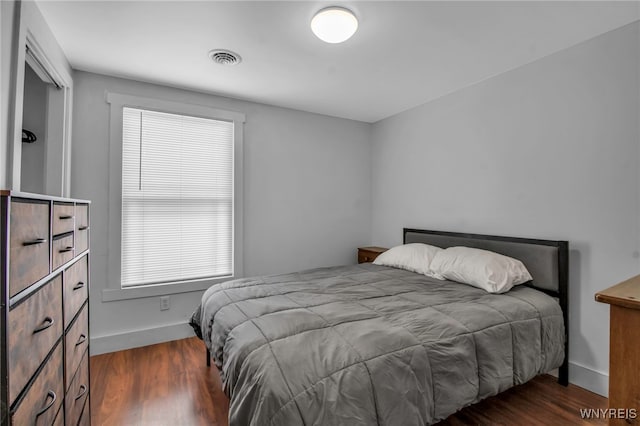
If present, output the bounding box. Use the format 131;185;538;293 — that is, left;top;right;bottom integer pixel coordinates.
190;228;569;426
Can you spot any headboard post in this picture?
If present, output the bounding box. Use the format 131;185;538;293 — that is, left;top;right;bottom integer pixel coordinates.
557;241;569;386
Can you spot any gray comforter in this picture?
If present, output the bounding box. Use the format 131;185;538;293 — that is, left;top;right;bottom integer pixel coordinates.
191;263;565;426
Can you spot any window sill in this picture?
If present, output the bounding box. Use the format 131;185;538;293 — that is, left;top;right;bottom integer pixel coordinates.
101;276;234;302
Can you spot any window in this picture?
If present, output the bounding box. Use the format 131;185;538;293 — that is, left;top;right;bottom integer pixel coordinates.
105;93;244;301
121;108;233;287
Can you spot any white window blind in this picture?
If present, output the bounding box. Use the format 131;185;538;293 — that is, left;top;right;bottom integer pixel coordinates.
121;107;234;288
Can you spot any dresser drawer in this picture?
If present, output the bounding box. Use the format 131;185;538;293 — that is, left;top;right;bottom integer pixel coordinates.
8;275;63;403
52;233;75;270
53;202;75;236
53;405;65;426
75;203;89;254
64;255;89;329
65;304;89;390
9;199;50;296
65;349;89;426
78;400;90;426
12;342;64;426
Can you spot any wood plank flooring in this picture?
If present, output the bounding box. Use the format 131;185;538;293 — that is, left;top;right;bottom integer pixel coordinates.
90;337;607;426
90;337;228;426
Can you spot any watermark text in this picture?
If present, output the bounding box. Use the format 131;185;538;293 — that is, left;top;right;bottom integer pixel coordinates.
579;408;637;420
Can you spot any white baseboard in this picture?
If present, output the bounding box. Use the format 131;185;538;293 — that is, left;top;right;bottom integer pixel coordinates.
90;322;195;355
570;361;608;397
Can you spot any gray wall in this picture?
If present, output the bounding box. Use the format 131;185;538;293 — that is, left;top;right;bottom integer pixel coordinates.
1;0;17;189
71;71;372;352
20;64;47;193
371;22;640;396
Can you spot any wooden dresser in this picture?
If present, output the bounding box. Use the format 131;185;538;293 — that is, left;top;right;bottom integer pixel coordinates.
1;191;90;426
595;276;640;426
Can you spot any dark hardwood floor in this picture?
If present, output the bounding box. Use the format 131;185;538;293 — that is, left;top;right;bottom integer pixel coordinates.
91;337;607;425
90;337;228;426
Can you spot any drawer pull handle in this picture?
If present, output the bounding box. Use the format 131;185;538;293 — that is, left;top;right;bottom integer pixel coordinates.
59;215;74;220
23;238;47;246
75;384;88;400
59;246;74;253
78;225;89;231
76;334;87;346
73;281;85;291
33;317;54;334
35;390;57;417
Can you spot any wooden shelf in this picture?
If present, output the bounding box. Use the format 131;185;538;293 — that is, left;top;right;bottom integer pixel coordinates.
595;274;640;310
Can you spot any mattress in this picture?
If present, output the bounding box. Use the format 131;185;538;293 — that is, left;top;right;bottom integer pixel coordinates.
191;263;565;426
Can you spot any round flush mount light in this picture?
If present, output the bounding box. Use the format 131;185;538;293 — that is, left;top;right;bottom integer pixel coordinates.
208;49;242;66
311;6;358;44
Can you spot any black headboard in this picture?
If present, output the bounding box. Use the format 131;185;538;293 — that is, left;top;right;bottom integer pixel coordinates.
403;228;569;386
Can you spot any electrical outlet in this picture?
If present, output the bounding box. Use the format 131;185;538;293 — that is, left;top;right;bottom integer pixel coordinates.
160;296;170;311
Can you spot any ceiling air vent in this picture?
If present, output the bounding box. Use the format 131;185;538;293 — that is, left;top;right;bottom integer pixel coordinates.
208;49;242;66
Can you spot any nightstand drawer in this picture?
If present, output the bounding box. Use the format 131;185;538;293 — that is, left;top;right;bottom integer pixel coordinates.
9;199;50;296
8;275;63;404
358;246;388;264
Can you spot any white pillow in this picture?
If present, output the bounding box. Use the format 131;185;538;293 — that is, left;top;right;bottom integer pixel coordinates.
429;246;533;293
373;243;442;278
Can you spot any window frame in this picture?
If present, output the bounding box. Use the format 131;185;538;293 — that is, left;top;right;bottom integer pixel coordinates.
104;93;244;302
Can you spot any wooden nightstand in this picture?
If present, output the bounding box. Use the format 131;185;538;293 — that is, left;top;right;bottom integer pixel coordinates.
358;246;388;264
595;275;640;426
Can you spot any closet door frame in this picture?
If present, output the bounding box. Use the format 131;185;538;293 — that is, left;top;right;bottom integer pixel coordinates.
7;1;73;197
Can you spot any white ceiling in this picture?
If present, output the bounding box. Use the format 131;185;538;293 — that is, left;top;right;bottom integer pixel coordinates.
37;1;639;123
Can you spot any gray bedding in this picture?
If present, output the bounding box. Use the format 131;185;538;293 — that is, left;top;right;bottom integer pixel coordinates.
191;263;565;426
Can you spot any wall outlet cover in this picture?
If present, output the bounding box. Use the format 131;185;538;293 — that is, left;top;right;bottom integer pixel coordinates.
160;296;170;311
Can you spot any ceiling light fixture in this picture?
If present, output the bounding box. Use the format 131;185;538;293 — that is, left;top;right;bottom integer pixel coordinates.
311;6;358;44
